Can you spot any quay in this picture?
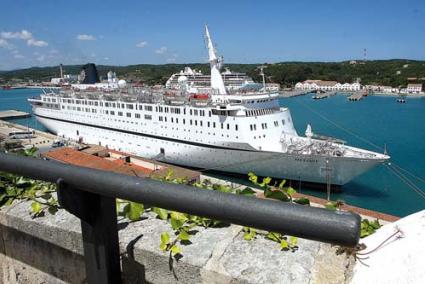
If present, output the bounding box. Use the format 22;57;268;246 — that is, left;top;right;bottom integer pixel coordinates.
348;92;364;101
312;91;336;100
279;90;313;98
0;110;31;120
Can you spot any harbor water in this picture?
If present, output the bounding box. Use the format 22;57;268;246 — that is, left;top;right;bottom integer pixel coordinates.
1;88;424;217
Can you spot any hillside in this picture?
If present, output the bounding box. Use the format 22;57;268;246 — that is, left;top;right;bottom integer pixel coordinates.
0;59;424;87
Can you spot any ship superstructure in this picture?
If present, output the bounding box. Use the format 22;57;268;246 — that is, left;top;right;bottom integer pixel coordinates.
29;26;389;186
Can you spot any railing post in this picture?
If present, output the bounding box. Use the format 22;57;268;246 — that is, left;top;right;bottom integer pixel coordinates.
57;179;122;284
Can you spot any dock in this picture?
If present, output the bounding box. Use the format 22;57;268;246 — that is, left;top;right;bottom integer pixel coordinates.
348;92;364;101
279;90;313;98
0;110;31;120
312;91;336;100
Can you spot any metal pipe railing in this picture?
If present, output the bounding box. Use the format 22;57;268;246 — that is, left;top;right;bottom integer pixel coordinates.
0;153;360;283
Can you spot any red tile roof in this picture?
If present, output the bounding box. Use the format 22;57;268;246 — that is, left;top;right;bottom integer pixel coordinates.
43;147;152;177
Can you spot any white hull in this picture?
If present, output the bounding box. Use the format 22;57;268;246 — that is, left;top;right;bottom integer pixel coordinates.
36;114;384;185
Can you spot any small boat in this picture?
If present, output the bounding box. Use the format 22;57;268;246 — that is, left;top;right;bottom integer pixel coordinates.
397;98;406;103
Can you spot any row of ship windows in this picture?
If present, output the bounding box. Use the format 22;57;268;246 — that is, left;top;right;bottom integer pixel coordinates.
159;116;239;131
45;97;273;118
249;120;284;131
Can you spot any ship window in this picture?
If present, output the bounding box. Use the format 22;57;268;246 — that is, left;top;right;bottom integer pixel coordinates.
207;121;210;127
194;110;198;116
112;103;116;108
190;119;192;125
145;114;152;120
250;125;253;131
183;119;185;124
145;105;153;111
92;109;96;113
213;122;216;128
190;109;192;115
126;113;131;118
127;104;134;110
77;107;81;111
254;124;257;130
184;109;186;115
95;102;98;106
195;120;198;126
200;121;203;126
235;125;238;131
221;123;223;129
118;112;123;116
209;111;211;117
171;118;174;123
227;124;229;130
110;111;115;115
176;118;179;123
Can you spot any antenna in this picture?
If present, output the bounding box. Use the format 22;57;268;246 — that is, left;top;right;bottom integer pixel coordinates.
363;48;367;62
259;66;266;91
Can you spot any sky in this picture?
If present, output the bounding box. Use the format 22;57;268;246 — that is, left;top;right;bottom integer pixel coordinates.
0;0;424;70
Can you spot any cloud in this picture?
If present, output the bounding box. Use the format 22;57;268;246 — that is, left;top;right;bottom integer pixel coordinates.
1;29;48;48
27;38;48;47
0;38;13;49
14;54;24;59
77;34;96;41
36;55;45;62
1;30;32;40
136;41;148;48
155;46;167;54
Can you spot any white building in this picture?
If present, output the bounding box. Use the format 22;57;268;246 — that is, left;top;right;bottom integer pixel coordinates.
264;83;280;92
407;83;422;94
295;80;361;91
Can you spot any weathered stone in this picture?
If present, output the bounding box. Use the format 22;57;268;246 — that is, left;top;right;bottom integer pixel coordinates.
0;200;355;283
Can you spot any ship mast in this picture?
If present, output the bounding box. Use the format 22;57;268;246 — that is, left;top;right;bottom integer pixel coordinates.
205;25;227;95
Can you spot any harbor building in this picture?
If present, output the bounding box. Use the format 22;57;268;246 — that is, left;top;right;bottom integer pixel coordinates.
295;80;361;92
406;83;423;94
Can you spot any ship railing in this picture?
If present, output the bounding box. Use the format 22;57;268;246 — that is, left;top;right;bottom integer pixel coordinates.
0;153;360;284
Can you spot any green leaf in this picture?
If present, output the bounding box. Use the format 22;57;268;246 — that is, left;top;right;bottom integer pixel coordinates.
286;187;296;197
171;218;185;230
126;202;144;221
266;232;281;242
260;177;272;187
248;172;258;185
278;179;286;189
325;202;337;210
178;231;191;241
47;206;58;215
280;239;289;250
170;245;181;256
243;227;256;241
160;232;170;245
265;189;290;202
160;243;167;251
289;236;298;247
237;187;256;196
294;197;310;205
31;201;42;214
153;207;169;220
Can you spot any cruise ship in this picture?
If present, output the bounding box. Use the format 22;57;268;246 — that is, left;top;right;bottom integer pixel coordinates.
165;67;255;91
29;26;390;186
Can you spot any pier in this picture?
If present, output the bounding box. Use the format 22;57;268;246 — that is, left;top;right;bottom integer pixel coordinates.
348;92;364;101
0;110;31;120
312;91;336;100
279;90;313;98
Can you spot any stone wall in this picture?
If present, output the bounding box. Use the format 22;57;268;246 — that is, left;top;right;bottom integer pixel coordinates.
0;200;353;284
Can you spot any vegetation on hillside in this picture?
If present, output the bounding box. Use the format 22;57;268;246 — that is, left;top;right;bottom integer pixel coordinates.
1;59;424;87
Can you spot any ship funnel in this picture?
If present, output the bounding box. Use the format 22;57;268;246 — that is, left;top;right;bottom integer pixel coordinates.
204;25;227;95
80;63;100;84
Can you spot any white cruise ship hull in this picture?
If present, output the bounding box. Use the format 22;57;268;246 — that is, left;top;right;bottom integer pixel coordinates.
35;112;384;186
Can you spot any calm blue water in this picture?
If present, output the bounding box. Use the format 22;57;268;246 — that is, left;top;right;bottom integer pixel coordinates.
1;89;424;217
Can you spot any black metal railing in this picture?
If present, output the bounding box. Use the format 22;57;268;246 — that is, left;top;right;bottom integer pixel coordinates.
0;153;360;284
